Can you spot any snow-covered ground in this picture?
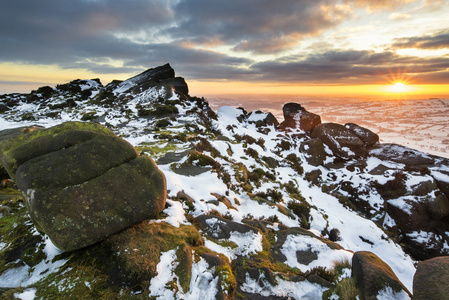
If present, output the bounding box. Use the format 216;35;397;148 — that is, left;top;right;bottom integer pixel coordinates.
207;95;449;159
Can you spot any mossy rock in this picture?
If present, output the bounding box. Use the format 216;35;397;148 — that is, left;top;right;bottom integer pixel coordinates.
352;251;411;300
15;134;137;190
26;155;166;251
0;122;167;252
105;222;202;291
0;122;115;179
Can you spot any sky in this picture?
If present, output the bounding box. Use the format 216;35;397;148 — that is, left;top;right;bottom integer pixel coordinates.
1;0;448;97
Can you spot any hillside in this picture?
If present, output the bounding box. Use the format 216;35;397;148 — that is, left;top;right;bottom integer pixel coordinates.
1;64;449;299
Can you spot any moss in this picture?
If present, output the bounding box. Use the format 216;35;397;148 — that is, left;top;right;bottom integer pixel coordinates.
255;189;283;203
244;147;259;159
287;201;311;229
0;196;45;275
81;111;97;121
305;169;322;185
285;153;304;174
0;122;115;176
323;277;360;300
193;138;220;157
154;118;171;128
182;151;218;168
106;222;203;285
175;244;192;293
216;264;236;295
135;141;179;159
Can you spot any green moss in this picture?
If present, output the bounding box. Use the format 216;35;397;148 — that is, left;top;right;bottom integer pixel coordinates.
0;197;44;275
216;264;236;295
154;118;171;128
175;244;192;293
106;222;203;285
323;277;360;300
135;141;180;159
287;201;311;229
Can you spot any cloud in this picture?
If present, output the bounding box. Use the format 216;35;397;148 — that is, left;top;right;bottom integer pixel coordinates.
348;0;418;12
0;0;446;88
392;29;449;49
389;13;411;20
249;49;449;84
169;0;353;54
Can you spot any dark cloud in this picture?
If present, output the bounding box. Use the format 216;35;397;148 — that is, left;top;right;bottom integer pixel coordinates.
169;0;352;54
392;29;449;49
0;0;175;65
0;0;447;87
250;50;449;84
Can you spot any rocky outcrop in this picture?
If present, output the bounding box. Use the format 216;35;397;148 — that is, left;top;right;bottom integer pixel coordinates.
352;251;411;300
0;122;166;251
311;123;366;159
113;63;189;95
345;123;379;147
280;103;321;132
413;256;449;300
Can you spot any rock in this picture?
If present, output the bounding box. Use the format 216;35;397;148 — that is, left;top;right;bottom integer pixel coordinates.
345;123;379;147
280;103;321;132
196;215;259;240
0;122;166;251
299;138;326;166
271;227;346;267
413;256;449;300
385;195;448;260
247;110;279;128
352;251;411;300
113;63;189;95
311;123;366;159
369;143;434;166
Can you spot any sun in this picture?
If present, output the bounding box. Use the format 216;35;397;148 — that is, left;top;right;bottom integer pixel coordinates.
390;82;408;93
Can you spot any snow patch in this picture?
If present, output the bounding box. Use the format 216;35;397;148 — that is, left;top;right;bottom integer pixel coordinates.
280;234;353;272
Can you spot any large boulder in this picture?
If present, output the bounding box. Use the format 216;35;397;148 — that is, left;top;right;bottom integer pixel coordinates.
311;123;366;159
369;143;435;166
299;138;326;166
345;123;379;147
0;122;166;251
280;103;321;132
413;256;449;300
352;251;411;300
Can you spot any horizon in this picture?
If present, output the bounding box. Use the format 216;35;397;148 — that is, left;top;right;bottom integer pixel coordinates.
1;1;448;98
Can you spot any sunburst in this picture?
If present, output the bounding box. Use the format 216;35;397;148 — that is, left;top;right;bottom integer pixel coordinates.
385;68;413;93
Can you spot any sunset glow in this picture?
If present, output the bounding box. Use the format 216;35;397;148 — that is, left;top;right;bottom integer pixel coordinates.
0;1;448;98
389;82;409;93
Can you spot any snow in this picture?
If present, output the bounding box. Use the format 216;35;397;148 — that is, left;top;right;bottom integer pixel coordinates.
280;234;353;272
148;249;179;299
152;199;189;228
5;83;449;297
0;235;66;288
14;288;37;300
241;273;326;299
387;197;414;214
148;249;219;299
204;229;263;260
376;286;411;300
